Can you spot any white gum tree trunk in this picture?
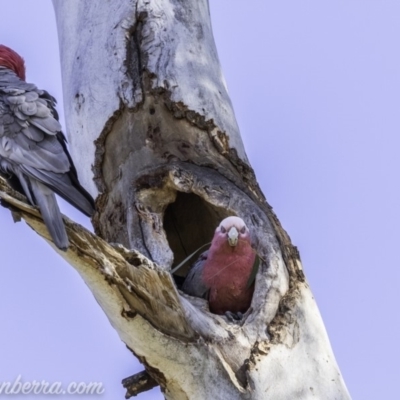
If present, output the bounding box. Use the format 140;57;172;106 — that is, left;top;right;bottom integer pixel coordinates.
0;0;352;398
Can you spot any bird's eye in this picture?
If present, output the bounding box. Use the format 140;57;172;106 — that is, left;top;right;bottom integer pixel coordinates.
240;226;246;234
220;226;226;233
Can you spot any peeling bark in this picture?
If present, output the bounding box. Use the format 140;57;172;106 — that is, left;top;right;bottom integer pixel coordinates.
0;0;354;398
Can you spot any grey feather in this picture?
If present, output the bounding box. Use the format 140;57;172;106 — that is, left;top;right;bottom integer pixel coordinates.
19;101;37;116
30;116;61;135
22;125;45;142
15;169;34;204
182;251;210;299
21;164;94;217
29;178;69;250
11;133;69;172
24;92;39;102
0;67;95;249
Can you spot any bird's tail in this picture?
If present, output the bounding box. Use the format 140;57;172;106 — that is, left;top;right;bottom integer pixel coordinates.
22;165;94;217
29;178;69;250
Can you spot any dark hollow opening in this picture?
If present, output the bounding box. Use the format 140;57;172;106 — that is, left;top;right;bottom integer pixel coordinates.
163;192;232;285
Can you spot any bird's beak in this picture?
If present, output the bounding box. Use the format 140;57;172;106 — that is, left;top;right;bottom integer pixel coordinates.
227;227;239;247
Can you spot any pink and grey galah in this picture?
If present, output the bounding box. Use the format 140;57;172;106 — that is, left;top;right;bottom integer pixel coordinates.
182;216;257;317
0;45;94;250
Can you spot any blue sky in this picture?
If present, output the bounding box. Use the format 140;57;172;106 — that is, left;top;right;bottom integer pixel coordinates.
1;1;400;399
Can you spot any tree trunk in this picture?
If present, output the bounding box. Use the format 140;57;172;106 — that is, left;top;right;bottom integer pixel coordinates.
0;0;351;398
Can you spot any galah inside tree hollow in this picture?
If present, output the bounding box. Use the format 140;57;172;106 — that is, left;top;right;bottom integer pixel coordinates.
0;45;95;250
182;216;257;317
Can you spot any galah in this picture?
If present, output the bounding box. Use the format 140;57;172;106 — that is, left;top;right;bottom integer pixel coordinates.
182;216;257;317
0;45;94;250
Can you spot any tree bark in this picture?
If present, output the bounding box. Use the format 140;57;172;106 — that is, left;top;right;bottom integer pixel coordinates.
0;0;354;398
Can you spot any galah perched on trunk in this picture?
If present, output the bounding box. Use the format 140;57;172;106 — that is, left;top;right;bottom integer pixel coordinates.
0;45;94;250
182;216;257;317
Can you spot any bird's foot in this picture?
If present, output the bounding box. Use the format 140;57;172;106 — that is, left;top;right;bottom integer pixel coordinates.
224;307;253;325
224;311;244;323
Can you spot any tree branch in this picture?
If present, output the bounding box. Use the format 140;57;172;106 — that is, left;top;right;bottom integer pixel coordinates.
0;173;350;399
122;370;158;398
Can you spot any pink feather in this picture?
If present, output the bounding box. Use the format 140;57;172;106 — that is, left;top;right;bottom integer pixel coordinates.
202;216;256;315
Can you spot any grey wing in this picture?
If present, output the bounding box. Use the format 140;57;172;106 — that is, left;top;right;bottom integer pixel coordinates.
182;251;210;299
0;88;68;173
0;87;94;216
